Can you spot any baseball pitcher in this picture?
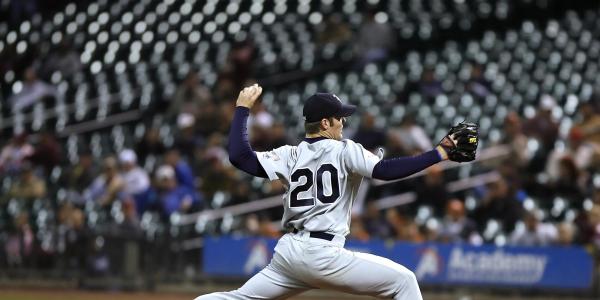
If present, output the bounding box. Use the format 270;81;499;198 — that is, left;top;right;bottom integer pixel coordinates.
195;84;478;299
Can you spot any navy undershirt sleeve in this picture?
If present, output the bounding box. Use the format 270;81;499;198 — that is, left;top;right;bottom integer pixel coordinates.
228;106;268;178
371;150;442;180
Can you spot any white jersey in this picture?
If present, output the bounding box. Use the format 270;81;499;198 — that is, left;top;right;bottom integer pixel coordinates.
122;166;150;195
256;138;382;236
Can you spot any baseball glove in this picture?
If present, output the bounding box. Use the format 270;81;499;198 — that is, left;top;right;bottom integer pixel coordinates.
438;121;479;162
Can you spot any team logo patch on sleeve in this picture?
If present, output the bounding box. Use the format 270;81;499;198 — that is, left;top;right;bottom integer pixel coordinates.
263;151;280;161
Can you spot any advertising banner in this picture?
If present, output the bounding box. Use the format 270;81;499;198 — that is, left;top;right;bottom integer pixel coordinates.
203;236;593;290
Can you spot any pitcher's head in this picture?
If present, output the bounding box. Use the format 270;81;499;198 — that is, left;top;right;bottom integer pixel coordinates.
303;93;356;140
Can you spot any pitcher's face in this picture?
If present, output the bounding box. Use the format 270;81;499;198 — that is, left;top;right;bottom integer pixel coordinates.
327;116;346;140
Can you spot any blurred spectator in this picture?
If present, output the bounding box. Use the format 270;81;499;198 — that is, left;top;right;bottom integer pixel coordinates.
262;180;286;198
227;39;256;89
589;204;600;249
386;125;407;157
385;209;424;242
269;122;292;149
229;180;252;206
167;70;211;120
242;213;280;238
258;214;281;238
0;133;34;175
414;165;449;217
153;165;200;220
28;131;62;175
495;160;525;197
418;68;443;99
62;150;95;202
574;208;596;245
594;187;600;205
523;95;559;172
219;101;237;133
164;149;195;190
86;236;110;277
214;77;237;103
556;222;576;246
243;213;261;236
473;177;523;233
174;113;204;162
7;162;47;200
85;157;124;207
576;102;600;145
57;203;87;270
509;211;558;247
258;215;281;239
196;102;225;137
500;112;530;169
439;199;481;244
547;127;600;181
352;112;386;152
4;212;34;268
250;124;270;152
316;13;352;46
118;149;151;216
421;219;441;242
349;215;370;241
363;202;391;239
40;40;82;78
9;67;57;112
135;127;166;164
248;102;275;151
354;10;396;67
120;199;141;230
198;134;235;199
200;133;229;165
388;116;433;155
549;157;585;205
466;64;491;98
249;102;274;129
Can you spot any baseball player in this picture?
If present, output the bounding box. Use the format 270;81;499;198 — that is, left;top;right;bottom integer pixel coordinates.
195;84;478;299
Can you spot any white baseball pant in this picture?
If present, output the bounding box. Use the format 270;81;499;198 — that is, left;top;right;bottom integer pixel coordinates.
195;231;423;300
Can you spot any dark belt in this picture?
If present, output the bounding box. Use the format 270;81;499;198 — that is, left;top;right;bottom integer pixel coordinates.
291;228;335;241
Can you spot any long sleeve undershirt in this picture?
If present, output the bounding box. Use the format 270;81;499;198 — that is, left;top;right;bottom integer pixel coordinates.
227;107;268;178
228;106;442;181
371;150;441;180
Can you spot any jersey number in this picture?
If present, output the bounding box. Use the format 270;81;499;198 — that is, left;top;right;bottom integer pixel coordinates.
290;164;340;207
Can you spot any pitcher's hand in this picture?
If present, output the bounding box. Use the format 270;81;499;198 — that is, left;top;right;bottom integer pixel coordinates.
236;83;263;108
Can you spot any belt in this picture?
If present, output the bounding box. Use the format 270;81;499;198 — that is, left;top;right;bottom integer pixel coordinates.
291;228;335;241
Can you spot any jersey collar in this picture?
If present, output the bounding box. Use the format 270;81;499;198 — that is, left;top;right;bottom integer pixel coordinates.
303;137;329;144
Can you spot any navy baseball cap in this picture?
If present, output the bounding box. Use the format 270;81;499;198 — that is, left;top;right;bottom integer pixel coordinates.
303;93;356;123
